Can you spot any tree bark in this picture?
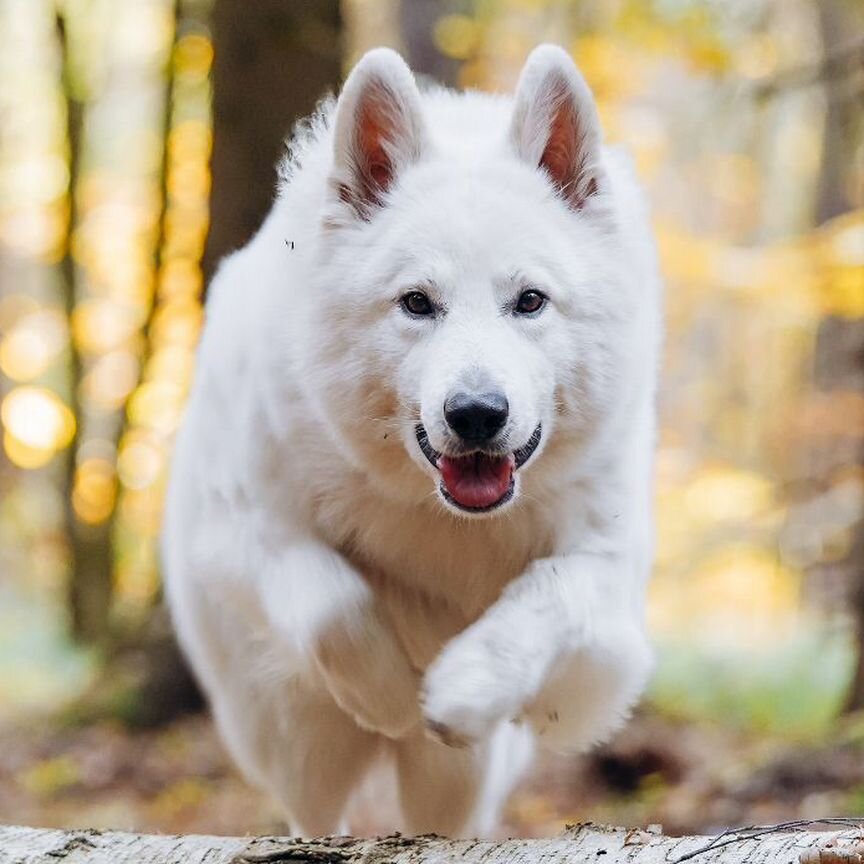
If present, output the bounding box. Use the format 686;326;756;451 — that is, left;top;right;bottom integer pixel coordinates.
202;0;342;283
0;823;863;864
810;0;864;713
814;2;862;224
56;6;114;644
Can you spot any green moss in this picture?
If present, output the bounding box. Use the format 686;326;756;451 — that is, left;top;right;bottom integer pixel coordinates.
648;627;855;737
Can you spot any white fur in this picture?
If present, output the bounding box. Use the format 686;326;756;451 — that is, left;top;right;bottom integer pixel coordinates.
162;44;662;838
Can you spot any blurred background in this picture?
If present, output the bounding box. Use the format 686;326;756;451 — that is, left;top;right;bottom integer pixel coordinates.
1;0;863;839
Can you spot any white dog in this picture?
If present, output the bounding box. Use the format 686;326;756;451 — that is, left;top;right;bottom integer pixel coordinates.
162;43;662;838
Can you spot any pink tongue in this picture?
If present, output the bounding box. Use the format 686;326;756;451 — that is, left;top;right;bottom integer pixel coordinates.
439;453;515;509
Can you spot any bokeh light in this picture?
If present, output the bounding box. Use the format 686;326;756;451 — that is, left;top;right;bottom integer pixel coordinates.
1;386;76;467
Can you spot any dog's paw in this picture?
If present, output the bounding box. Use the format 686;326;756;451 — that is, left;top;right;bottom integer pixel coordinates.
421;633;524;748
314;607;422;739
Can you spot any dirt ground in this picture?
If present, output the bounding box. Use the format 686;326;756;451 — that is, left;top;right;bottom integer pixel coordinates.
1;709;863;838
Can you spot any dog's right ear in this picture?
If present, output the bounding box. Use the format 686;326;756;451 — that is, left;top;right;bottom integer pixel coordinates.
509;45;605;212
331;48;427;219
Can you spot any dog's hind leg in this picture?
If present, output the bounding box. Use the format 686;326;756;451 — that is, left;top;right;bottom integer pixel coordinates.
390;722;534;837
213;680;380;838
472;721;535;836
267;694;382;837
392;727;485;837
274;693;382;837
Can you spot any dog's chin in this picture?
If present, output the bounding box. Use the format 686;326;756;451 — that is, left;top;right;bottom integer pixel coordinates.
414;423;542;518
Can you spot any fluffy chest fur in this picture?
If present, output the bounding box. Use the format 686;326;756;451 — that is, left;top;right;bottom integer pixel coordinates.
315;475;556;667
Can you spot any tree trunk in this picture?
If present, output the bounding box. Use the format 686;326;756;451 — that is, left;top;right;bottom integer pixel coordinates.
814;1;863;224
811;0;864;713
1;822;863;864
56;7;114;644
202;0;342;283
95;0;345;725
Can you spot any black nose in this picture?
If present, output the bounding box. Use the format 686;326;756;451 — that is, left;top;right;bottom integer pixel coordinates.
444;391;509;442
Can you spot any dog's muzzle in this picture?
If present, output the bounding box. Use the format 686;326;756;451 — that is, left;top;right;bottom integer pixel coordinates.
415;423;542;513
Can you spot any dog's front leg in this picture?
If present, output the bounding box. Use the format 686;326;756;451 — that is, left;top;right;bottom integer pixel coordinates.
258;539;421;738
421;552;652;749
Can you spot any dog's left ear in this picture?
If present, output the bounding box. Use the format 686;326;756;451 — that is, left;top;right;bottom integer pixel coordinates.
331;48;427;218
510;45;604;211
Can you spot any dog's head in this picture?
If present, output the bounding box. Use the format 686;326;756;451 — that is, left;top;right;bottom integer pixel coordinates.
301;45;642;517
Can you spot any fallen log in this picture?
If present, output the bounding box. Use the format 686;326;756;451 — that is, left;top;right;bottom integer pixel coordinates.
1;820;863;864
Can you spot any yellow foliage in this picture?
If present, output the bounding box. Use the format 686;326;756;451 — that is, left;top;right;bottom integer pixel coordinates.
0;203;66;260
822;266;864;318
616;106;667;179
825;212;864;267
118;485;164;539
0;154;69;204
1;386;75;467
735;34;779;80
0;294;40;331
507;0;552;10
163;207;209;259
818;210;864;317
173;34;213;79
3;431;56;469
81;350;140;410
706;153;760;210
72;299;144;355
114;556;160;605
168;160;211;207
433;15;480;60
145;345;194;384
114;2;174;66
72;458;117;525
127;380;186;434
149;777;208;820
149;298;203;348
684;36;731;74
683;465;775;525
18;756;79;797
118;431;164;491
655;223;715;287
158;258;203;300
573;35;647;99
0;309;68;382
167;121;212;164
73;172;161;219
650;545;802;649
508;792;558;827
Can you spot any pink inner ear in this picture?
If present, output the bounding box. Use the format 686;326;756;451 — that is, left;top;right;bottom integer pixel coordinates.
355;90;397;203
541;97;576;187
539;88;596;210
368;160;392;189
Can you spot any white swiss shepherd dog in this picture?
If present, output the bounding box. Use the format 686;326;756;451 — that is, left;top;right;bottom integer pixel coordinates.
163;43;662;838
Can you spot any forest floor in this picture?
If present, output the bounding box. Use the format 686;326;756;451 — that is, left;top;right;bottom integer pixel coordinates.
1;708;863;838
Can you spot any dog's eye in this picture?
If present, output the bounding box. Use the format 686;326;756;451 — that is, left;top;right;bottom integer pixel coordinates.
401;291;435;317
515;289;547;316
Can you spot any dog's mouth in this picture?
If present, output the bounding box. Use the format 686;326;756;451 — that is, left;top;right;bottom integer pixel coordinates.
415;423;542;513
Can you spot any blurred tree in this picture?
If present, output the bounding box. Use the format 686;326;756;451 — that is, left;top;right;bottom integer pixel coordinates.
400;0;464;88
811;1;864;712
97;0;346;725
56;4;112;644
202;0;342;281
815;1;863;224
74;0;211;727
